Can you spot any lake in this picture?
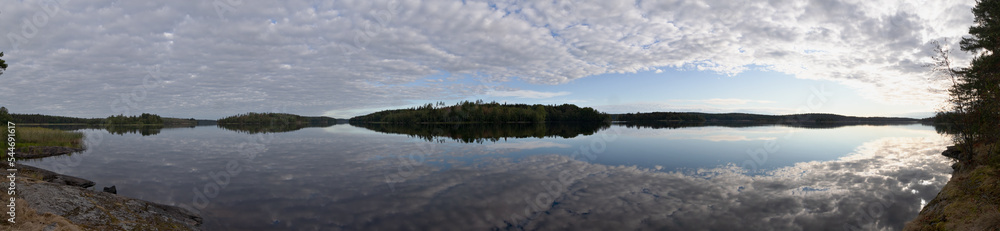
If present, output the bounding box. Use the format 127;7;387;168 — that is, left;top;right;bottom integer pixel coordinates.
26;123;954;230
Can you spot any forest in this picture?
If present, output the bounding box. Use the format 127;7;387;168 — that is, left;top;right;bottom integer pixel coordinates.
11;113;104;124
217;112;338;126
105;113;164;125
349;100;609;124
10;112;186;126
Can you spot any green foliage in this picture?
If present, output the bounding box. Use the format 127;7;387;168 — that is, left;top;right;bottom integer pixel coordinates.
105;113;163;125
162;117;198;126
0;107;11;124
218;112;300;125
12;127;85;149
1;107;11;151
614;112;707;122
349;101;609;124
0;52;7;75
11;113;104;124
218;112;336;125
216;112;337;133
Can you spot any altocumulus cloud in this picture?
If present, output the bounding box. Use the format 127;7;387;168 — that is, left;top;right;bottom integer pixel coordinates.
0;0;976;118
486;89;571;99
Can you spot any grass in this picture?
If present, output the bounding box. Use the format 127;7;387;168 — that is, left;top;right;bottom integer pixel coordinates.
0;128;89;230
8;127;85;149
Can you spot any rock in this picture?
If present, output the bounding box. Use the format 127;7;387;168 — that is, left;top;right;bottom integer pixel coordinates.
21;180;202;230
6;163;96;188
942;145;962;159
103;185;117;194
16;146;84;159
43;222;59;231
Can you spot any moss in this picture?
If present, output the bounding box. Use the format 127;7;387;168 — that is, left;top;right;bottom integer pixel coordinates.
906;143;1000;230
924;165;1000;229
22;172;45;181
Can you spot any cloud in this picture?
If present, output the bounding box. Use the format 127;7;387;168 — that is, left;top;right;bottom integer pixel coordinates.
691;135;777;142
485;141;572;150
0;0;977;118
485;89;571;99
616;125;787;141
673;98;776;105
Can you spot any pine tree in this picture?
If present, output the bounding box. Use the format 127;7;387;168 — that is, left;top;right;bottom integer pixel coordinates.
955;0;1000;144
0;52;7;76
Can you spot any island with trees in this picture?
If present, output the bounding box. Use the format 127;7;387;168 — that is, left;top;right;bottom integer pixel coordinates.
217;112;338;126
356;122;609;143
349;100;609;124
216;112;338;134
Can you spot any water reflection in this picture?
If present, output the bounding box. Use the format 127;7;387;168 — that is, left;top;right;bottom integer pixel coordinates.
197;135;950;230
218;123;306;134
216;123;340;134
32;124;172;136
105;125;165;136
351;122;609;143
26;125;952;230
616;121;923;129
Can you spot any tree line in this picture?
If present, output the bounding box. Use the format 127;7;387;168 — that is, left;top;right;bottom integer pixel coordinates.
217;112;337;126
8;112;170;125
11;113;104;124
105;113;163;125
355;122;609;143
348;100;609;124
613;112;707;122
931;0;999;158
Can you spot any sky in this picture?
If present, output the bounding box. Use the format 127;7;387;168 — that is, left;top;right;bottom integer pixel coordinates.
0;0;979;119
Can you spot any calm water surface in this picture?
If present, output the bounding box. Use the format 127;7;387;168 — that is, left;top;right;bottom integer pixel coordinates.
28;123;953;230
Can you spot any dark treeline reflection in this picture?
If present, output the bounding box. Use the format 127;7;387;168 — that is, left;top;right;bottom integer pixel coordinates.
932;123;963;136
616;121;924;129
217;123;335;134
353;122;610;143
31;124;172;136
105;125;164;136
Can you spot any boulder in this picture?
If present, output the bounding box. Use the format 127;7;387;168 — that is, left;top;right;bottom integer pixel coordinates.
103;185;117;194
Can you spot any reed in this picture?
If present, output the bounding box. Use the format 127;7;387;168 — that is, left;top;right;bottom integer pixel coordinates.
13;127;85;149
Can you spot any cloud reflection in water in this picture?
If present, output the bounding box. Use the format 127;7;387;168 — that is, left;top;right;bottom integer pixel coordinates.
241;136;951;230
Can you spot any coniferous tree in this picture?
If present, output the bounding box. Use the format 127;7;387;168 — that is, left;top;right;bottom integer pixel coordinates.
1;107;12;153
0;107;11;124
348;101;609;124
0;52;7;76
953;0;1000;145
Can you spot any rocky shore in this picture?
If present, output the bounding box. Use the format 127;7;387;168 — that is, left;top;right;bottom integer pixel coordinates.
2;160;202;230
16;146;85;159
904;144;1000;230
